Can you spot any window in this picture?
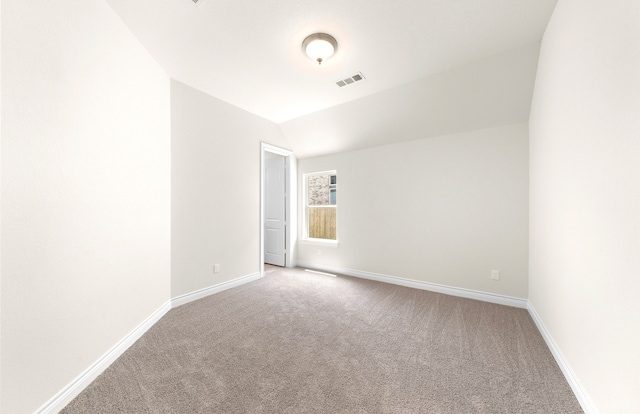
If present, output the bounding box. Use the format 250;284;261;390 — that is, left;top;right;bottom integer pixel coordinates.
304;171;337;241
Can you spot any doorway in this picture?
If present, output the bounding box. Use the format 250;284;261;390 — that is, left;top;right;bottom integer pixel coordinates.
260;143;295;277
264;153;286;266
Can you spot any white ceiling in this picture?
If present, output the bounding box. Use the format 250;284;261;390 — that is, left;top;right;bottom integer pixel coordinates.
281;43;541;158
105;0;557;124
103;0;557;158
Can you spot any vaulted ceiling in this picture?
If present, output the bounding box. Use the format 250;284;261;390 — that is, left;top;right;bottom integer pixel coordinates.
105;0;557;157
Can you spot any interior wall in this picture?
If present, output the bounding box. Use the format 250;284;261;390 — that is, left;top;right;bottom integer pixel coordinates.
1;0;171;412
298;123;529;299
171;80;291;298
0;0;3;406
529;1;640;412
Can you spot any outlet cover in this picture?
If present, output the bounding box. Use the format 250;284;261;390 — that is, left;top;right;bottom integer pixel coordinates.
214;264;221;273
491;270;500;280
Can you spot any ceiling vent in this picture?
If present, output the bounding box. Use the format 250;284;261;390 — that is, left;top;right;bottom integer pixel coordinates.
336;72;366;88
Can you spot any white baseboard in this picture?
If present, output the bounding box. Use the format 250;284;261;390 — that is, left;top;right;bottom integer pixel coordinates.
37;273;262;413
171;272;261;308
297;262;596;411
36;300;172;414
35;269;593;414
527;303;598;414
296;261;528;308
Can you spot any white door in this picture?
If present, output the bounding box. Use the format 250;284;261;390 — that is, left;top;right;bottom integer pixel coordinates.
264;156;286;266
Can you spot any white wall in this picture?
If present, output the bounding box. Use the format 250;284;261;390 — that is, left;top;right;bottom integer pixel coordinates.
1;1;171;412
529;1;640;413
171;81;291;298
298;123;529;299
0;0;3;405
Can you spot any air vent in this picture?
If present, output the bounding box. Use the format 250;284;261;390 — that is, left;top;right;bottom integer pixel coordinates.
336;72;366;88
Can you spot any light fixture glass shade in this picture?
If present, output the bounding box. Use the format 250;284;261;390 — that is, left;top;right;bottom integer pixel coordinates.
302;33;337;65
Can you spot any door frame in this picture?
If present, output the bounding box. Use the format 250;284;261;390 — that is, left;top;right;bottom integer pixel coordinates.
260;142;296;277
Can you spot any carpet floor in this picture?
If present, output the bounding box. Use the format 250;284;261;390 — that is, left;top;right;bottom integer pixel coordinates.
62;266;582;413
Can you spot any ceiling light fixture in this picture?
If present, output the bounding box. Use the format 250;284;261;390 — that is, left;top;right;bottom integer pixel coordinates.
302;33;338;65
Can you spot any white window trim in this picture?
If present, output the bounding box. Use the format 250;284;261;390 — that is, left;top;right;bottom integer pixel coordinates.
301;238;339;247
303;170;338;243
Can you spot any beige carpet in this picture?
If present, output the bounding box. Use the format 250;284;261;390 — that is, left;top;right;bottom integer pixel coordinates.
62;266;582;413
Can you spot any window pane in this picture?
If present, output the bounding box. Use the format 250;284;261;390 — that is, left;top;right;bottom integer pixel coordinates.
308;207;336;240
308;174;332;206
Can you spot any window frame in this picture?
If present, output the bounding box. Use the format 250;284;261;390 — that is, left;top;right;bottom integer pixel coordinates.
302;170;338;246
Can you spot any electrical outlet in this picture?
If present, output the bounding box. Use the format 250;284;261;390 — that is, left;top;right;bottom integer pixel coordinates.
491;269;500;280
214;264;220;273
317;249;322;256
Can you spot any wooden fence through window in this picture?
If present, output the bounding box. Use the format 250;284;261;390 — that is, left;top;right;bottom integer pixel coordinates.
308;207;336;240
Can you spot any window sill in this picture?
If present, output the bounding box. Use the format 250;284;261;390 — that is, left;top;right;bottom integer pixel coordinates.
301;238;339;248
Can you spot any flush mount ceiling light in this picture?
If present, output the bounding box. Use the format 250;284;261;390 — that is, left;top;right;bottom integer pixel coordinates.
302;33;338;65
